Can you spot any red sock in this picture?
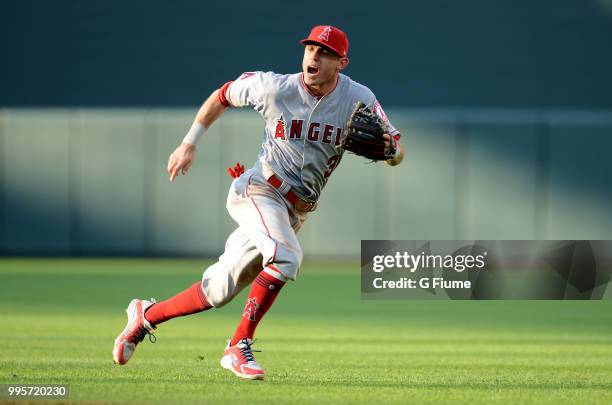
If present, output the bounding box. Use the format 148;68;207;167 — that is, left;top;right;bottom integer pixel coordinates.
230;270;285;345
144;281;212;326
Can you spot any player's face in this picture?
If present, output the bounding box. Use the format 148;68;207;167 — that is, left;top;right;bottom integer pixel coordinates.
302;45;348;92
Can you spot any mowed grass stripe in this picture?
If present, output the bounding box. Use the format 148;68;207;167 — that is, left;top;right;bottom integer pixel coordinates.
0;259;611;404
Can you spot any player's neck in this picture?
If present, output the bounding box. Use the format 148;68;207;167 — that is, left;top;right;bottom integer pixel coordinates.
307;75;339;97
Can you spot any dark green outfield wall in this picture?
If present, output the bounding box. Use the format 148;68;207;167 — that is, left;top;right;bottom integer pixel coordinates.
2;0;611;108
1;109;612;256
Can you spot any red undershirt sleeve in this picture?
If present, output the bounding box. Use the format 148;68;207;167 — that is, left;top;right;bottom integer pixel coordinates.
218;81;233;107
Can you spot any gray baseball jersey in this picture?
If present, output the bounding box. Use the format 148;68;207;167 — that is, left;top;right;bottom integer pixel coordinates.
222;71;400;202
202;71;401;301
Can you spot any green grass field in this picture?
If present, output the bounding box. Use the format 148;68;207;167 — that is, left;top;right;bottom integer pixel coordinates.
1;258;611;404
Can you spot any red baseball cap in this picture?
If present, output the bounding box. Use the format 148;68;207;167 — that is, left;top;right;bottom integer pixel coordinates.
300;25;349;58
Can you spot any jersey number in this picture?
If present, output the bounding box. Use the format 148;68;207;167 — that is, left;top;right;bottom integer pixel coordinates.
324;155;341;178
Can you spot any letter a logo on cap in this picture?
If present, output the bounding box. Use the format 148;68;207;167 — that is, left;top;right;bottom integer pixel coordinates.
301;25;349;57
318;26;332;42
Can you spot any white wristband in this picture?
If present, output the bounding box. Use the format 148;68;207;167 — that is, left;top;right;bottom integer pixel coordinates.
182;121;206;145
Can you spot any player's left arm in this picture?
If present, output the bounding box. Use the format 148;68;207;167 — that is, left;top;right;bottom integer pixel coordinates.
372;99;404;166
384;135;404;166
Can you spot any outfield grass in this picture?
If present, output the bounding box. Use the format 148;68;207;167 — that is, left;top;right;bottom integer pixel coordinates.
1;258;611;404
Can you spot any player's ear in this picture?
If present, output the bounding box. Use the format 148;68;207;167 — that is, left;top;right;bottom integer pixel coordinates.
339;57;349;70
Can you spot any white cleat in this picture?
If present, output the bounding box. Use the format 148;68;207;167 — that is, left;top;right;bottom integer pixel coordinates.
112;298;157;365
220;338;265;380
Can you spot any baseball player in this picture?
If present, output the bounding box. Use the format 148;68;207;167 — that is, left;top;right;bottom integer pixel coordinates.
113;25;404;380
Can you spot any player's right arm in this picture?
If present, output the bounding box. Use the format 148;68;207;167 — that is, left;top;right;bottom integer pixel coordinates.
167;72;268;182
167;88;227;182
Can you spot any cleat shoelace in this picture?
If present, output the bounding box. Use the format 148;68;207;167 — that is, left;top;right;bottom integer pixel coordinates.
132;298;157;344
134;327;156;344
238;339;261;363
